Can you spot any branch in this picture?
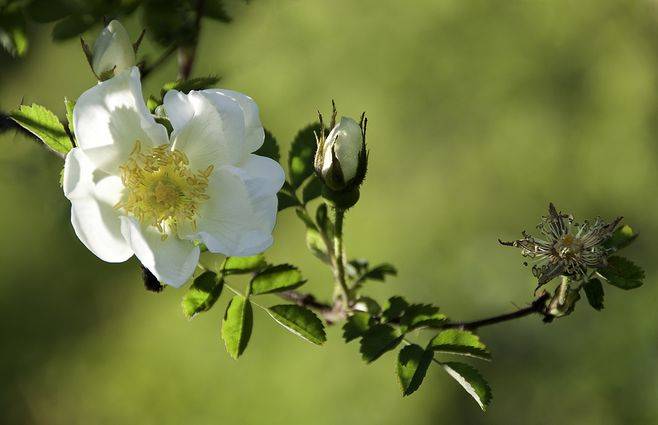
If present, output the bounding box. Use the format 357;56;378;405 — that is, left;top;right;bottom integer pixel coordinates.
140;44;178;80
177;0;205;80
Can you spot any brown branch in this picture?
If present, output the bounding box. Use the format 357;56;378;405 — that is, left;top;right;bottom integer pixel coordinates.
177;0;205;80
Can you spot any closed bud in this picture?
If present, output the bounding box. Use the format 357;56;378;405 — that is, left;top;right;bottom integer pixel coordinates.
315;115;367;192
91;20;136;80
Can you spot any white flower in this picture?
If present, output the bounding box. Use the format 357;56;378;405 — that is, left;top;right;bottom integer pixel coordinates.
320;117;364;190
91;20;136;78
63;67;285;287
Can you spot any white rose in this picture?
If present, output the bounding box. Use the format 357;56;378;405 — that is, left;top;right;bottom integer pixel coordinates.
63;67;284;287
320;117;364;190
91;20;136;78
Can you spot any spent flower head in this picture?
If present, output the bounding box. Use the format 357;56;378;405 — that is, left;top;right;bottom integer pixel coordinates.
500;203;622;286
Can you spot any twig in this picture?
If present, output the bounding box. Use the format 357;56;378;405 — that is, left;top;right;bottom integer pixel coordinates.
141;44;178;80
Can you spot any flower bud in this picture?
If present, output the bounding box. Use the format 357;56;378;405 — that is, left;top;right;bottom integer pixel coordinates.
315;116;367;192
91;20;136;79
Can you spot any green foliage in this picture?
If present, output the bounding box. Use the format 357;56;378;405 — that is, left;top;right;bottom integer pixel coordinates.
142;0;199;46
254;129;280;162
64;97;75;135
221;295;253;359
277;181;301;211
397;344;433;396
52;14;95;40
223;255;267;275
342;311;373;343
382;296;409;322
399;304;447;331
0;7;28;57
267;304;326;345
161;76;221;96
181;271;223;319
288;122;321;188
583;278;604;311
604;224;638;251
250;264;306;295
351;261;398;291
430;330;491;361
25;0;71;23
305;229;330;264
442;362;492;411
204;0;231;23
359;324;403;363
10;104;73;155
302;175;323;204
599;256;644;290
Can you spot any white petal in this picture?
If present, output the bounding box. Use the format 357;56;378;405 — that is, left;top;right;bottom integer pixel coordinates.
191;167;278;256
237;154;285;195
162;90;194;130
64;149;133;263
204;89;265;153
73;67;168;174
120;217;199;287
166;90;246;170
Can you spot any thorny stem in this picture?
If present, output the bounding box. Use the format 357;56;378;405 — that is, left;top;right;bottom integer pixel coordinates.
331;207;351;309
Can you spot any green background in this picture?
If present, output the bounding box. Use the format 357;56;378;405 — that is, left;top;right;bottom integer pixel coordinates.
1;0;657;423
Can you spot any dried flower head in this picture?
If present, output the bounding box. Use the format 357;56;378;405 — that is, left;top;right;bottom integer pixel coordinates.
500;203;622;286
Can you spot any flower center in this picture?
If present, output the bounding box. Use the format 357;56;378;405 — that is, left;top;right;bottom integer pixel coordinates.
116;141;213;237
554;234;583;258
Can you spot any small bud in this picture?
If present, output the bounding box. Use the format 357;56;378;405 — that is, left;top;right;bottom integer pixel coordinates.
91;20;136;80
315;114;367;192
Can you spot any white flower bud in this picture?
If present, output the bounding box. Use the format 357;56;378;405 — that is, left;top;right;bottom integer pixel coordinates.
91;20;135;78
320;116;364;190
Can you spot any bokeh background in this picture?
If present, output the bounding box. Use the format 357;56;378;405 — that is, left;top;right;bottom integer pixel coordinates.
1;0;658;423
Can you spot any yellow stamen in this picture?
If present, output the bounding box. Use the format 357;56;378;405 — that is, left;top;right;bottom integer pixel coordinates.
115;141;213;238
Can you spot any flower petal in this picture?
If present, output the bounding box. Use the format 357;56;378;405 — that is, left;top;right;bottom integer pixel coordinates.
165;90;246;170
203;89;265;153
120;217;199;287
64;148;133;262
190;166;279;257
237;154;286;195
73;67;168;174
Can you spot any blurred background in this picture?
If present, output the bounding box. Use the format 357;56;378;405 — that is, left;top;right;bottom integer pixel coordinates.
1;0;658;423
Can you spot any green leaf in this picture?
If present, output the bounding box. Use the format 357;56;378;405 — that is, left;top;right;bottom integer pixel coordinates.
10;104;73;155
583;278;604;311
277;181;301;211
342;311;373;343
397;344;433;396
382;296;409;322
0;11;28;57
359;324;403;363
302;175;323;204
26;0;72;23
64;97;75;135
142;0;198;46
181;271;223;319
400;304;447;331
354;296;382;315
599;256;644;290
604;225;638;251
430;330;491;361
254;129;280;162
221;295;253;359
442;362;492;411
295;208;318;231
306;229;330;264
52;14;95;40
223;255;267;275
251;264;306;295
315;203;332;238
161;76;221;95
353;263;398;291
204;0;232;22
267;304;326;345
288;123;321;188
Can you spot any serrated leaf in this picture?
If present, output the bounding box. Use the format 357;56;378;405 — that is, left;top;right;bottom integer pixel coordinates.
295;208;318;231
267;304;326;345
64;97;75;135
277;181;301;211
52;14;95;40
251;264;305;295
430;330;491;361
382;296;409;322
254;129;280;162
223;255;266;275
221;295;253;359
397;344;433;396
353;263;398;290
583;278;604;311
400;304;447;331
359;324;403;363
288;122;321;188
306;229;330;264
161;76;220;95
11;104;73;155
442;362;492;411
599;256;644;290
342;311;373;343
604;225;638;251
181;271;223;319
302;175;323;204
